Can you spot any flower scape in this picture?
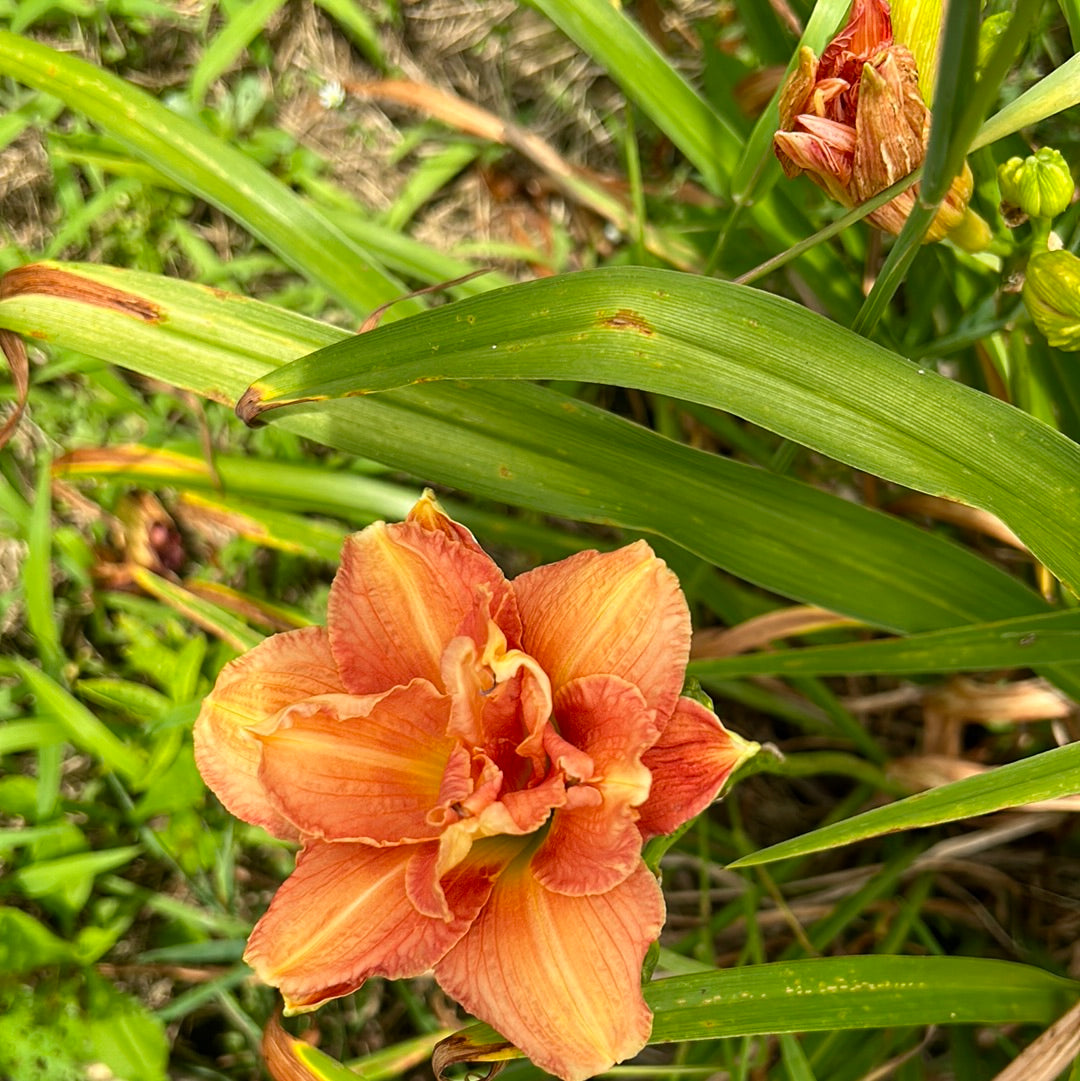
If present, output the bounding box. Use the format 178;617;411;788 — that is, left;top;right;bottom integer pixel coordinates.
194;492;754;1081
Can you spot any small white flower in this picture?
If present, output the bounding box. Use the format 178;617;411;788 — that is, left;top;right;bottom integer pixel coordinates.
319;80;346;110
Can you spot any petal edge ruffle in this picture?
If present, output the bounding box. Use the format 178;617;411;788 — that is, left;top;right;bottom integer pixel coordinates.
513;542;690;721
328;521;520;696
193;626;344;839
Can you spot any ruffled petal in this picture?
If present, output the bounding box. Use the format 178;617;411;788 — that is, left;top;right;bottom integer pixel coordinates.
245;840;503;1011
513;541;690;721
255;681;455;844
328;519;520;696
532;676;657;896
434;858;663;1081
637;697;757;840
193;626;343;838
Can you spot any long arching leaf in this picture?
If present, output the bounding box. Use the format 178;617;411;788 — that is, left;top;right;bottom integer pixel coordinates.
238;267;1080;595
0;261;1052;648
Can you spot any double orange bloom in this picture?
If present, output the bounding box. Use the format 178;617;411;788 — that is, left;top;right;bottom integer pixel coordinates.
195;493;751;1081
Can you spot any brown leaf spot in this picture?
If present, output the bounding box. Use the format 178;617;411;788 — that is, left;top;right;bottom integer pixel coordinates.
1;263;163;322
602;308;654;335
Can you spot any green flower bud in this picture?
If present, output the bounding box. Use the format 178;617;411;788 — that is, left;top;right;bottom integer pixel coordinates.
998;148;1074;222
1023;249;1080;351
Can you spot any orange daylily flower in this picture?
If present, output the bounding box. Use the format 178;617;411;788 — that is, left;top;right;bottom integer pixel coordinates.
195;492;753;1081
773;0;974;243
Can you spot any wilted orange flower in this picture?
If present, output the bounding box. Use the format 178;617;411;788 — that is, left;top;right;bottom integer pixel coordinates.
773;0;973;242
194;492;753;1081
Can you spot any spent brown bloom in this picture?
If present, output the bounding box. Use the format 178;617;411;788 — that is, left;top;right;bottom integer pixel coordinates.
773;0;974;243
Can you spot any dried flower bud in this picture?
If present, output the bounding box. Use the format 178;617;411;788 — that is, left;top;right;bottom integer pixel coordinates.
1023;249;1080;351
773;0;983;246
998;148;1075;223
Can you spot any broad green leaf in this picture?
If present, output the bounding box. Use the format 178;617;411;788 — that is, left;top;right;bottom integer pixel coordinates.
84;973;169;1081
0;31;415;319
728;741;1080;868
76;678;173;722
0;907;81;972
238;266;1080;598
689;609;1080;680
0;973;167;1081
445;956;1077;1057
648;956;1077;1039
0;262;1055;645
971;52;1080;152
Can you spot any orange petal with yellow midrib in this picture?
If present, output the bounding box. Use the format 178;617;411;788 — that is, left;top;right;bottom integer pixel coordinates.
513;541;689;721
638;696;753;840
245;840;505;1012
328;520;520;696
434;857;663;1081
255;680;456;844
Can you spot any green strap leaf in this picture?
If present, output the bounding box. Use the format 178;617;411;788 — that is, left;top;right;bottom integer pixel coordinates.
236;266;1080;596
0;261;1053;646
689;609;1080;680
446;956;1077;1053
728;741;1080;868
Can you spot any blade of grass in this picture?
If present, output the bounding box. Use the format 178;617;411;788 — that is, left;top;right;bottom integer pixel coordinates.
24;458;61;678
14;658;145;783
189;0;287;106
525;0;739;194
313;0;384;70
128;568;265;653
